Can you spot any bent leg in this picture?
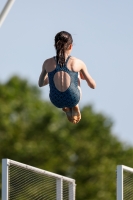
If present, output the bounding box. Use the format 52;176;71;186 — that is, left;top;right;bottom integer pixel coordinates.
62;107;73;122
62;105;81;124
62;74;82;123
71;104;81;124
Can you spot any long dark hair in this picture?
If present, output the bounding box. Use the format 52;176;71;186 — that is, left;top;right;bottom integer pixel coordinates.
54;31;73;66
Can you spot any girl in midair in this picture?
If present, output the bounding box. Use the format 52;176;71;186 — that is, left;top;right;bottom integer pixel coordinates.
38;31;96;124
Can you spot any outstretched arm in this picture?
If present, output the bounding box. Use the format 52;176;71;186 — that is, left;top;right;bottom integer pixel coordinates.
38;61;49;87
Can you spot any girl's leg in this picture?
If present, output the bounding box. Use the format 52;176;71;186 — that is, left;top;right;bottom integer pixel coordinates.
62;106;81;124
71;74;82;123
62;74;82;124
62;107;73;122
71;104;81;124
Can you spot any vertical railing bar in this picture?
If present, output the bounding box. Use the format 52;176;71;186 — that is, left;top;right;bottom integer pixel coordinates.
56;178;63;200
2;159;9;200
69;181;76;200
117;165;123;200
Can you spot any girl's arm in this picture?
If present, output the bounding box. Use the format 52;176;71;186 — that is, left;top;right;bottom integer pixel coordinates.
80;62;96;89
80;71;85;80
38;61;49;87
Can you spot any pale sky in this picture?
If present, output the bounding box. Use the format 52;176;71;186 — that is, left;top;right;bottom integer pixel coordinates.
0;0;133;145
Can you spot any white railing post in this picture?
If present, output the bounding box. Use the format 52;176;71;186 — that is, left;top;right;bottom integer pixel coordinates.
56;178;63;200
69;182;76;200
2;159;9;200
117;165;123;200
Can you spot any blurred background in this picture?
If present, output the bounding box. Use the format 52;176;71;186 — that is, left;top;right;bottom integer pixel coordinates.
0;1;133;199
1;0;133;144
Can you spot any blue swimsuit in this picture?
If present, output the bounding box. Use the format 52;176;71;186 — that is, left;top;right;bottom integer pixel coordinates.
48;56;80;108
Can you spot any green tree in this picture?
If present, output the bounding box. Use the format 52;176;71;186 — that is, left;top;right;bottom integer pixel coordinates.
0;76;133;200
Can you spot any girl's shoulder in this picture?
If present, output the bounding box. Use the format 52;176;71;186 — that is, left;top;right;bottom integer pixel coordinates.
69;56;86;71
67;56;83;72
44;57;55;64
70;56;85;65
43;57;56;72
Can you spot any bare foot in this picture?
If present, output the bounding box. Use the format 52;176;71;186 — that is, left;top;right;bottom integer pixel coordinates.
62;107;72;122
62;106;81;124
71;105;81;124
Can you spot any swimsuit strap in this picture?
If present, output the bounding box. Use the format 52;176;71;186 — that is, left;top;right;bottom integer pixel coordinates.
65;55;71;65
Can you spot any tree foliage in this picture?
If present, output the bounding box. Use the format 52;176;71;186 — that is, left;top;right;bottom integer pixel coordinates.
0;76;133;200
